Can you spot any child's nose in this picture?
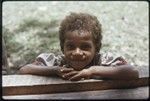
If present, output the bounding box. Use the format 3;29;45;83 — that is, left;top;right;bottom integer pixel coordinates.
71;48;85;60
73;48;83;56
74;48;83;55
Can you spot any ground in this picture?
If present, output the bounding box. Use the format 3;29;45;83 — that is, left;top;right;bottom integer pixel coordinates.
2;1;149;73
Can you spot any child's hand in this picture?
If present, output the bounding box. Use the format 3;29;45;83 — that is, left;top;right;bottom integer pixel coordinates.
63;68;92;81
55;66;74;80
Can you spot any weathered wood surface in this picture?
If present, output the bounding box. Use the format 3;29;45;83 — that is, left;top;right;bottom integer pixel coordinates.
2;66;149;96
3;87;149;99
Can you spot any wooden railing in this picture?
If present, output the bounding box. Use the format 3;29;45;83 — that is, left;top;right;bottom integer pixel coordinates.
2;66;149;97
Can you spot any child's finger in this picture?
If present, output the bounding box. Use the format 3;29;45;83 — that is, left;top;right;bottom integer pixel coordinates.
69;74;83;81
63;71;78;78
60;68;74;73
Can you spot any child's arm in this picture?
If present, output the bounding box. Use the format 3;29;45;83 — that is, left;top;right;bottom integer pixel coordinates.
90;65;139;79
18;53;74;78
18;64;58;76
67;65;139;81
18;64;74;77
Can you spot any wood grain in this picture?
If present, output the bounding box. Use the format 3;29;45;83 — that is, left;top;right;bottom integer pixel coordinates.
2;66;149;96
3;87;149;99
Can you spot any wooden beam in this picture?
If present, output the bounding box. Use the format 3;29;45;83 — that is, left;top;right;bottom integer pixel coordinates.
2;66;149;96
3;87;149;99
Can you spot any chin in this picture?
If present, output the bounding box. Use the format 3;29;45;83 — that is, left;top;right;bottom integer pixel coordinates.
69;62;87;71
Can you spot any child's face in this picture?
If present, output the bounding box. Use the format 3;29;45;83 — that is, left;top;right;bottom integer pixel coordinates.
63;30;96;71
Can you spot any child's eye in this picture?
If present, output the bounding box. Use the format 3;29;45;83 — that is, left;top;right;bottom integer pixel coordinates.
66;44;75;50
81;44;91;50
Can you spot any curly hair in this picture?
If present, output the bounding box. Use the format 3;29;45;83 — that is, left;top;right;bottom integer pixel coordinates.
59;12;102;53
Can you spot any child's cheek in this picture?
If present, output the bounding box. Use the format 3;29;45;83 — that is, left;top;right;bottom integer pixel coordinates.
65;52;72;60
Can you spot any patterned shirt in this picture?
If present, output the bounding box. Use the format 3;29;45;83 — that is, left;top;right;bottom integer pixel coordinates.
32;52;127;67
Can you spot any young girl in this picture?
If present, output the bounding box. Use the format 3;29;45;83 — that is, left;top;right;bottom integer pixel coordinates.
18;12;139;81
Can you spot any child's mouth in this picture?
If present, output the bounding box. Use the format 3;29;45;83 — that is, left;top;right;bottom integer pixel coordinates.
69;61;87;70
71;61;85;65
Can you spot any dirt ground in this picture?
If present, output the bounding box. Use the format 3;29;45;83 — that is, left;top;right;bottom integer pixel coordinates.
2;1;149;73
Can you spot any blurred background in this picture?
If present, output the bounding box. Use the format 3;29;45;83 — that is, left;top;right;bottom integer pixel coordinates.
2;1;149;74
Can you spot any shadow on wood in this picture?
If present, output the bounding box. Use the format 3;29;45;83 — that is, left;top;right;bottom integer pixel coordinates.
2;66;149;96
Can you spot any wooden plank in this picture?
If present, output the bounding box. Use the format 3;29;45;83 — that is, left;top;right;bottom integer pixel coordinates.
2;66;149;96
3;87;149;99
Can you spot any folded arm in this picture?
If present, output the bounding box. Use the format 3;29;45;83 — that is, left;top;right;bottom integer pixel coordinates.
18;64;58;76
68;65;139;81
18;64;74;79
90;65;139;80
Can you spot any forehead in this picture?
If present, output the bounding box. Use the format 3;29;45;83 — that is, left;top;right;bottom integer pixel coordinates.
65;30;93;41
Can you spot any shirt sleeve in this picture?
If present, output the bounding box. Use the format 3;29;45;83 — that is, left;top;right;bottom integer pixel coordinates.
101;52;128;66
32;53;57;66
